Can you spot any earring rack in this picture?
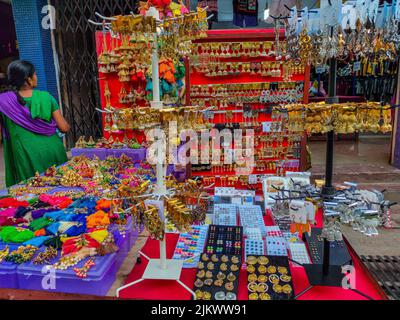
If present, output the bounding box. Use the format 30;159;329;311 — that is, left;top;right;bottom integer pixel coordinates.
92;7;212;142
90;7;211;300
186;29;310;186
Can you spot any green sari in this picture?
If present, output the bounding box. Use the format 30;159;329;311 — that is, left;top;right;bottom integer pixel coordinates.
1;90;67;187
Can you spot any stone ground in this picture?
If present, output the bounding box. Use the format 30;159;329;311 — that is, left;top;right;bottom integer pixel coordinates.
1;135;399;296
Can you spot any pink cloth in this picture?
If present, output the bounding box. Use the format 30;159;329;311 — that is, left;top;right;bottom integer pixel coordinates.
0;208;17;218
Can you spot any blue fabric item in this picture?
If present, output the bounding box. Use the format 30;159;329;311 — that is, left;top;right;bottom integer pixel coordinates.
64;224;86;237
56;213;76;222
161;80;173;93
176;79;183;89
71;214;87;224
69;197;97;214
24;235;51;247
44;210;66;221
31;207;58;219
146;79;153;91
46;222;61;235
233;13;258;27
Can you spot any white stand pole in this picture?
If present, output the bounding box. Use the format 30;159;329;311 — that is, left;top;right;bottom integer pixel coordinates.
159;239;167;270
151;35;162;110
148;8;166;196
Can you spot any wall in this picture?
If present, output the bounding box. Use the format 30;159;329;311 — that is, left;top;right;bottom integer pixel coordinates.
10;0;58;100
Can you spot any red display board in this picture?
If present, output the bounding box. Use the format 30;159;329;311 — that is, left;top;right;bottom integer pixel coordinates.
118;209;387;300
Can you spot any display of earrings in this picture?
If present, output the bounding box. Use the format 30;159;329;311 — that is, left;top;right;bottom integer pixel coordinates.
278;8;400;68
104;113;112;133
194;61;289;79
98;10;209;143
191;82;304;107
192;41;275;59
189;33;307;181
165;198;193;232
259;82;304;104
98;35;120;74
119;86;148;106
117;54;132;82
143;204;165;241
275;102;393;135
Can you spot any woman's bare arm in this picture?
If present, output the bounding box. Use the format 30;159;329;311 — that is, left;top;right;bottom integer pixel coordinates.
52;110;70;133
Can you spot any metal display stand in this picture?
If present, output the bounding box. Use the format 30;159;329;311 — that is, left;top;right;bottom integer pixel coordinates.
321;55;338;196
295;34;372;298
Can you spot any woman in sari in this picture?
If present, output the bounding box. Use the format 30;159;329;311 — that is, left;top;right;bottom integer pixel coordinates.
0;60;70;187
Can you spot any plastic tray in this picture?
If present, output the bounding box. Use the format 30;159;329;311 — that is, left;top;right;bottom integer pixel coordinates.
17;251;117;296
109;216;133;253
110;216;140;270
0;244;19;289
0;189;9;197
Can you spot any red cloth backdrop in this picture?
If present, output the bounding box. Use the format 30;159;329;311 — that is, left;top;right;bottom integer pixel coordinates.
95;31;147;143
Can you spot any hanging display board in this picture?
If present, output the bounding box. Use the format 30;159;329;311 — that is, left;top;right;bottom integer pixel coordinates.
186;29;310;189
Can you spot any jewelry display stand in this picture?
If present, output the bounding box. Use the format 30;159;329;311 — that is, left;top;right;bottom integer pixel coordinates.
292;240;373;300
269;183;374;299
187;29;311;189
115;8;198;299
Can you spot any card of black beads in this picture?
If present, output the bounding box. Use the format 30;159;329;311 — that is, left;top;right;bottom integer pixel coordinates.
204;225;243;255
193;253;242;300
246;255;295;300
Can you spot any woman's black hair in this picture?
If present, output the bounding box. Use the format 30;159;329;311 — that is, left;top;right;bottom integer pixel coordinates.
8;60;36;89
6;60;36;105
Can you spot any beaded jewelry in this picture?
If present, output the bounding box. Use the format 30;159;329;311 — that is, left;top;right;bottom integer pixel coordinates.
0;246;9;262
33;246;58;265
5;245;38;264
53;253;85;270
73;258;96;278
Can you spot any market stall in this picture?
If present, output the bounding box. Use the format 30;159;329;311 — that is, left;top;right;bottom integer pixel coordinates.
2;0;400;301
